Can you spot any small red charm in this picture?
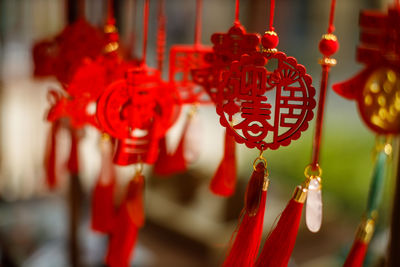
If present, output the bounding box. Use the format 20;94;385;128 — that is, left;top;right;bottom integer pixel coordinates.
216;52;315;150
96;67;180;164
192;23;260;103
333;6;400;134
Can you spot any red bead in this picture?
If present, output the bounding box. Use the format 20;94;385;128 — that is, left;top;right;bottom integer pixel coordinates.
261;32;279;50
319;36;339;57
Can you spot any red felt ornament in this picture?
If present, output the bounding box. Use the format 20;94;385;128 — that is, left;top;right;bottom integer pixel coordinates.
332;5;400;135
216;52;315;151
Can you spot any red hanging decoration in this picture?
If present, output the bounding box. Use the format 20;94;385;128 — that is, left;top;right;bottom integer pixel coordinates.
222;162;268;267
192;25;260;104
54;19;106;86
91;134;116;233
255;186;307;267
153;116;190;176
216;51;315;150
43;120;61;189
216;0;316;265
343;219;374;267
209;131;237;196
169;0;212;104
106;171;145;267
332;5;400;134
96;67;180;165
97;0;181;166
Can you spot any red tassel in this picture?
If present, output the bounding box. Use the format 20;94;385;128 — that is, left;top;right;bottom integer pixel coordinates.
222;162;268;267
67;127;79;174
106;173;145;267
153;119;190;176
91;135;116;233
343;240;368;267
210;131;236;196
44;121;60;189
255;186;307;267
343;219;374;267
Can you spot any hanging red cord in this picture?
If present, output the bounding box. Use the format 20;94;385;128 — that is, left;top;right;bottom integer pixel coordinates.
194;0;203;45
328;0;336;34
234;0;240;24
142;0;149;65
157;0;166;72
269;0;275;31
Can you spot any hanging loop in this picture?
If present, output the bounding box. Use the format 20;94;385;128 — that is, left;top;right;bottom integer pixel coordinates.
253;148;267;171
304;163;322;178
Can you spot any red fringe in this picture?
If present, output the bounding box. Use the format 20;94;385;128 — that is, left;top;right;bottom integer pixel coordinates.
153;120;190;176
210;131;236;196
343;240;368;267
222;162;267;267
105;174;145;267
67;127;79;174
91;137;116;233
255;192;304;267
44;121;60;189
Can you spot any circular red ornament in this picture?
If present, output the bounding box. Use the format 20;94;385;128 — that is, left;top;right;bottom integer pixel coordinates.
96;67;180;139
261;31;279;50
216;53;316;150
319;34;339;57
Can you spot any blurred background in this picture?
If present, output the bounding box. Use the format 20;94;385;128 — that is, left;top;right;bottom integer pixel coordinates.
0;0;398;266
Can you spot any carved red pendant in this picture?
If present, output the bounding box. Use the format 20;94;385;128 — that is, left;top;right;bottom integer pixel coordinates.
216;52;316;150
96;67;181;164
192;23;260;103
333;6;400;134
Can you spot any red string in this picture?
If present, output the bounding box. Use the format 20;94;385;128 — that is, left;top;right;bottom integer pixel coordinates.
107;0;114;22
269;0;275;31
194;0;203;45
311;65;329;168
142;0;149;64
327;0;336;33
235;0;240;24
157;0;166;72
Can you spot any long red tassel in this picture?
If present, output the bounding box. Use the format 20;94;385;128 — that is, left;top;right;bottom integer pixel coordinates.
91;134;116;233
67;127;79;175
210;131;236;196
255;186;307;267
44;121;60;189
343;219;374;267
222;162;268;267
105;172;145;267
153;118;190;176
